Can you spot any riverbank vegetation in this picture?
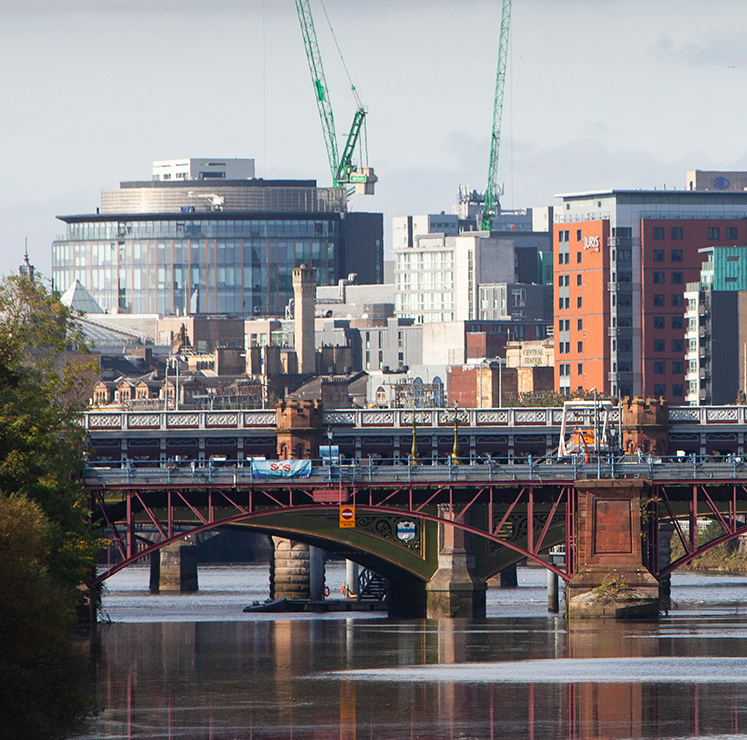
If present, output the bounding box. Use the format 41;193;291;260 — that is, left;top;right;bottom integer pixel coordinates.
0;273;100;738
670;520;747;572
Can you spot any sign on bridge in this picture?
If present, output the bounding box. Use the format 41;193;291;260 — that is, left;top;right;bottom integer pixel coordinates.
252;460;312;479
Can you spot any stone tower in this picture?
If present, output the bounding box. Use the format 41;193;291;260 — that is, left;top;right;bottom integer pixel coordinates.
293;264;316;375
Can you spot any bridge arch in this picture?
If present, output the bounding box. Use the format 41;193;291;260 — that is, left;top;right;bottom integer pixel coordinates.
92;504;570;589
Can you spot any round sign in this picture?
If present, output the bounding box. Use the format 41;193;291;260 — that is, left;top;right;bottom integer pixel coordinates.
713;176;730;189
340;507;354;521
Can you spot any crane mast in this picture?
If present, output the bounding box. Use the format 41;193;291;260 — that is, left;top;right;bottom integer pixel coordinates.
295;0;376;195
480;0;512;232
295;0;339;184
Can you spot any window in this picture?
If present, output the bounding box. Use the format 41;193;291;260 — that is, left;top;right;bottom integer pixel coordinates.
558;298;564;310
653;339;665;352
576;252;582;264
653;272;665;284
671;249;683;262
654;362;666;374
727;256;740;262
672;339;684;352
653;317;665;329
726;227;738;240
564;342;570;353
671;272;683;284
654;384;666;396
565;297;570;309
618;294;632;307
726;277;738;283
558;320;564;333
671;295;683;307
577;341;583;353
672;361;684;374
576;229;582;241
653;294;666;307
708;226;720;240
652;227;665;240
577;296;583;308
672;384;684;397
653;250;665;262
671;227;683;240
577;318;583;330
558;275;564;287
578;363;583;374
565;275;570;286
576;274;582;286
671;317;683;329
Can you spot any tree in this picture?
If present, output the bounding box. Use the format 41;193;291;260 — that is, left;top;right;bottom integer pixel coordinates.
0;273;100;596
0;273;100;736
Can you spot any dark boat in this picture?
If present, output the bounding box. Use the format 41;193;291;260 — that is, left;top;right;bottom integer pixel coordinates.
243;598;287;613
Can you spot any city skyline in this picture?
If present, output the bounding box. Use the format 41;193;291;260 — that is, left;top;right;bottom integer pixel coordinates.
3;0;747;279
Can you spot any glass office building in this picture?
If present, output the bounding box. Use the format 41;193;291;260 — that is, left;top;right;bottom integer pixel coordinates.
52;176;383;317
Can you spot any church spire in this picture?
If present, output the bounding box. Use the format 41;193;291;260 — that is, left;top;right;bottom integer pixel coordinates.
19;238;35;280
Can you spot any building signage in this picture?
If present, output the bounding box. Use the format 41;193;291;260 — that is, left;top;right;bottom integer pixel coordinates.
339;505;356;528
583;236;600;251
252;459;312;479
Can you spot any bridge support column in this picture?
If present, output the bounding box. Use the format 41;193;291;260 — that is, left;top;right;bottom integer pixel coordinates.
566;480;659;619
270;537;324;601
426;505;486;619
150;540;198;593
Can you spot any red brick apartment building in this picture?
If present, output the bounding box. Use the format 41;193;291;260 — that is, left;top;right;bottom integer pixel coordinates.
554;187;747;400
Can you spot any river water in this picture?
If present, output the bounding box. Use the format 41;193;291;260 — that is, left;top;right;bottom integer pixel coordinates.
74;566;747;739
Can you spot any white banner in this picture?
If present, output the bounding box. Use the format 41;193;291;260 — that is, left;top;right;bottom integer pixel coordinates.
252;459;312;479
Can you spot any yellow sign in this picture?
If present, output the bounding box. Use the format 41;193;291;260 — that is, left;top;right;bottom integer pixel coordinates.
339;505;355;528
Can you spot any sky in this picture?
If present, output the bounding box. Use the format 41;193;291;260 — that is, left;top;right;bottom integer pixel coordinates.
2;0;747;279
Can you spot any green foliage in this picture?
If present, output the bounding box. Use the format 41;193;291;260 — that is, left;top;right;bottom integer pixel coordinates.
670;519;747;571
0;493;96;739
0;274;100;596
504;389;616;407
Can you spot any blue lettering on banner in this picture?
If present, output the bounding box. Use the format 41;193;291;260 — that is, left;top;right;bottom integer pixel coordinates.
252;459;312;479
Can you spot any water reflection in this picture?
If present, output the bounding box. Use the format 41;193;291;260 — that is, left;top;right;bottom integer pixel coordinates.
72;616;747;739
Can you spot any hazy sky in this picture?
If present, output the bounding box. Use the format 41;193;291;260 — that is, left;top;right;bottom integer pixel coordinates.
3;0;747;279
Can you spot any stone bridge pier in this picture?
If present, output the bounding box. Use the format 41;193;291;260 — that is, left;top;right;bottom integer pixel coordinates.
426;504;486;619
567;480;659;618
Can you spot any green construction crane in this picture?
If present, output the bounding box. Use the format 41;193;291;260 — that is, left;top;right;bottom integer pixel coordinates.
295;0;375;194
480;0;512;232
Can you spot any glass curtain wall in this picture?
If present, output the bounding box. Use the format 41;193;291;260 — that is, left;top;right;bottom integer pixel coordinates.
53;217;340;317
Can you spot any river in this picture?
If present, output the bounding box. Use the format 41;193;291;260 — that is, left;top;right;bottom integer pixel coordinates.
72;566;747;739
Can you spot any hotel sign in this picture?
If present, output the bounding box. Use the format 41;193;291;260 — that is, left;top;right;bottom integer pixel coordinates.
583;236;600;251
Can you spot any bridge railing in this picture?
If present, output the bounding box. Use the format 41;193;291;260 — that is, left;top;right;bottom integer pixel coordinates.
81;453;747;487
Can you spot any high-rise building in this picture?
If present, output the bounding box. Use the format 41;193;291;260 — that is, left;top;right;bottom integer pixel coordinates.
684;246;747;405
52;159;383;318
554;182;747;399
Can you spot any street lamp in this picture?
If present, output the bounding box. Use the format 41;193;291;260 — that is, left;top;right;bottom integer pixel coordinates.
451;401;460;464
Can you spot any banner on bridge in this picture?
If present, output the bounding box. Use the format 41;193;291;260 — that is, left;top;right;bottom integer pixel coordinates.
252;459;312;479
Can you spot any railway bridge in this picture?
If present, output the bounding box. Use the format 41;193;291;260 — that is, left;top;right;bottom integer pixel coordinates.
86;453;747;619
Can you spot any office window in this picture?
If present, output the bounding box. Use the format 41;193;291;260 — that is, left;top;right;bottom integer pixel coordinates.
654;384;666;396
672;384;684;397
671;227;683;240
576;274;582;286
565;275;571;286
726;226;738;240
671;295;683;307
576;229;582;241
564;342;570;354
672;339;684;352
672;361;684;374
558;298;564;310
671;272;683;284
653;272;665;284
653;339;665;351
558;275;564;287
558;252;564;265
577;318;583;330
654;362;666;374
653;250;665;262
577;341;583;353
576;252;582;264
564;297;570;309
558;320;564;333
653;316;665;329
708;226;720;240
653;294;666;307
652;227;665;240
576;296;582;308
671;317;683;329
578;363;583;374
671;249;683;262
